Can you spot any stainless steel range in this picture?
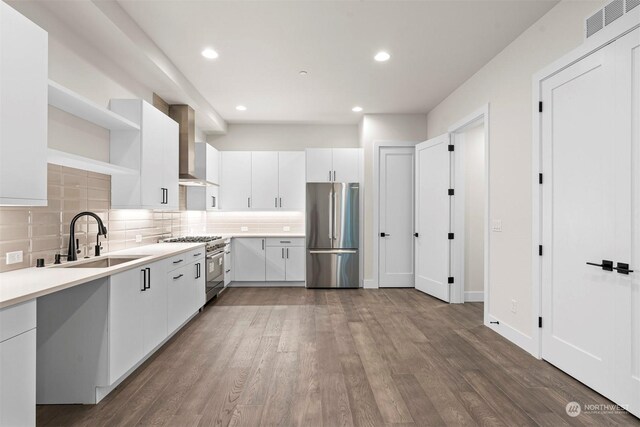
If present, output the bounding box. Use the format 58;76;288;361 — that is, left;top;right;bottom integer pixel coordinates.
162;236;228;302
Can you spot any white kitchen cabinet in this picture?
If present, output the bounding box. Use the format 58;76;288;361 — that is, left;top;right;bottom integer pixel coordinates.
0;300;36;427
233;238;266;281
141;260;168;355
109;267;145;384
251;151;279;209
305;148;333;182
265;247;287;281
284;246;305;281
168;258;204;334
110;100;179;209
187;143;220;211
278;151;305;210
306;148;361;183
221;151;252;210
224;242;232;286
0;2;47;206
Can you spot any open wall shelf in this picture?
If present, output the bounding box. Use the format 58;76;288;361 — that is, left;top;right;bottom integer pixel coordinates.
47;149;138;176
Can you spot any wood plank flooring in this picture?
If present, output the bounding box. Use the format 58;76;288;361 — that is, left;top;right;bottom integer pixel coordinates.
37;288;640;426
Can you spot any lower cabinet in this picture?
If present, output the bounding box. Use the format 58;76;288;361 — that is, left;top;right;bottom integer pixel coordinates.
0;301;36;427
234;237;304;283
168;259;205;334
109;259;166;384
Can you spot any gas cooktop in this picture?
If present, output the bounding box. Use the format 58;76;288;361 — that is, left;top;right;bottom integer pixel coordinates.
162;236;222;243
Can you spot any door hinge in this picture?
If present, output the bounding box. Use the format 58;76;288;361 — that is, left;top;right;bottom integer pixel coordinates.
539;245;543;256
448;233;455;240
448;277;454;284
539;173;543;184
538;317;543;328
538;101;543;113
448;144;455;152
448;188;455;196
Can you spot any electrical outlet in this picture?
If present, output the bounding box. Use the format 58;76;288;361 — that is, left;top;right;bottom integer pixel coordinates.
511;299;518;313
241;226;249;232
135;234;143;243
5;250;23;265
491;219;503;232
283;226;291;232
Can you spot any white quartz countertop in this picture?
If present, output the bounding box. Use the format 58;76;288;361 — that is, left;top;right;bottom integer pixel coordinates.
0;243;205;309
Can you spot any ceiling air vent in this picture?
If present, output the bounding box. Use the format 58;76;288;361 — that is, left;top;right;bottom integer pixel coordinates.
605;0;624;25
586;9;604;38
586;0;636;38
627;0;640;12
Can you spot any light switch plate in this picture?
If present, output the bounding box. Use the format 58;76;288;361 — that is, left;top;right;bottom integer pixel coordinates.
283;226;291;232
6;250;23;265
241;226;249;232
491;219;503;232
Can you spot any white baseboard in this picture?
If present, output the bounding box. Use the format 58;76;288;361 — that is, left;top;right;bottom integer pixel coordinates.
228;281;305;288
485;315;537;357
464;291;484;302
363;279;378;289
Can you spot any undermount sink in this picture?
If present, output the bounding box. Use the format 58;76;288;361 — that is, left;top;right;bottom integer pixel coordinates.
55;256;145;268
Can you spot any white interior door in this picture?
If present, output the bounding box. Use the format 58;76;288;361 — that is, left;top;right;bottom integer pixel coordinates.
541;30;639;416
379;146;415;287
415;134;451;302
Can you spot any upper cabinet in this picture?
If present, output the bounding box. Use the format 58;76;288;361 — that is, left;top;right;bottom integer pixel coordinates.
306;148;361;183
0;2;48;206
110;100;179;210
186;143;220;211
220;151;305;211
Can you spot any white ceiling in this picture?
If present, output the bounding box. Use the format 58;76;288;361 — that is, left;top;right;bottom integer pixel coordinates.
116;0;558;125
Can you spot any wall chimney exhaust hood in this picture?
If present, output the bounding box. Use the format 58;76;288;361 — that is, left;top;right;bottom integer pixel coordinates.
168;104;212;186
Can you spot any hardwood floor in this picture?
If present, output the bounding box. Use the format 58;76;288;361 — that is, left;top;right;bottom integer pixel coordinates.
37;288;639;426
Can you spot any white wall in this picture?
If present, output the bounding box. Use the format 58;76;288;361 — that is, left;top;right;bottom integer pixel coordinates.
207;123;359;151
360;114;428;283
462;123;485;294
426;0;604;336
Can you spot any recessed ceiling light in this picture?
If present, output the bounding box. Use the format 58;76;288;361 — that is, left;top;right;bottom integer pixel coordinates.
201;48;219;59
352;106;363;112
236;105;247;111
374;51;391;62
299;70;308;76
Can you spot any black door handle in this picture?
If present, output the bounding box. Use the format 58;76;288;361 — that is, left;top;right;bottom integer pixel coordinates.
141;269;147;291
146;267;151;289
586;260;614;271
380;232;390;237
414;232;419;237
614;262;634;275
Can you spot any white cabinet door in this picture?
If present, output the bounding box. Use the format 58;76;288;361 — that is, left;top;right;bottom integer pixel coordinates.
208;145;220;185
251;152;279;209
285;246;305;281
140;103;167;208
224;246;232;286
141;260;167;355
332;148;360;183
109;267;145;383
168;260;204;334
278;151;305;210
0;2;47;206
162;115;179;210
233;238;266;281
0;329;36;427
221;152;252;210
306;149;333;182
266;247;286;281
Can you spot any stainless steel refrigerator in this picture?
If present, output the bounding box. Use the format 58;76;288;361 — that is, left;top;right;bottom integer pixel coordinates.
306;183;359;288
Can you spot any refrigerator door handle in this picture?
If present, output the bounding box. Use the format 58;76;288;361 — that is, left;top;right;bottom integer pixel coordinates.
309;249;357;254
333;189;337;241
328;189;334;240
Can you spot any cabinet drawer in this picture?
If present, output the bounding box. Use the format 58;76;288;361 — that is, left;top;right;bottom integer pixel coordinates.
265;237;304;247
0;300;36;343
167;247;205;270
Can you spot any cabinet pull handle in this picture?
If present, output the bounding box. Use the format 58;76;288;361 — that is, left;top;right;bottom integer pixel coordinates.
282;248;284;258
280;240;291;243
279;197;282;208
248;197;251;208
146;267;151;289
173;259;184;264
173;274;183;280
194;252;202;257
333;171;336;181
141;269;147;291
212;196;216;208
329;171;332;181
225;269;231;273
262;239;265;250
275;197;278;208
286;248;289;259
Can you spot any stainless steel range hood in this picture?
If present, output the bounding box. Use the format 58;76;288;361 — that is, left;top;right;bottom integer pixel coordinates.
168;104;213;186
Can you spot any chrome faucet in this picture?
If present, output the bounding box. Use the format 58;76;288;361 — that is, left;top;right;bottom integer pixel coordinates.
67;212;108;261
